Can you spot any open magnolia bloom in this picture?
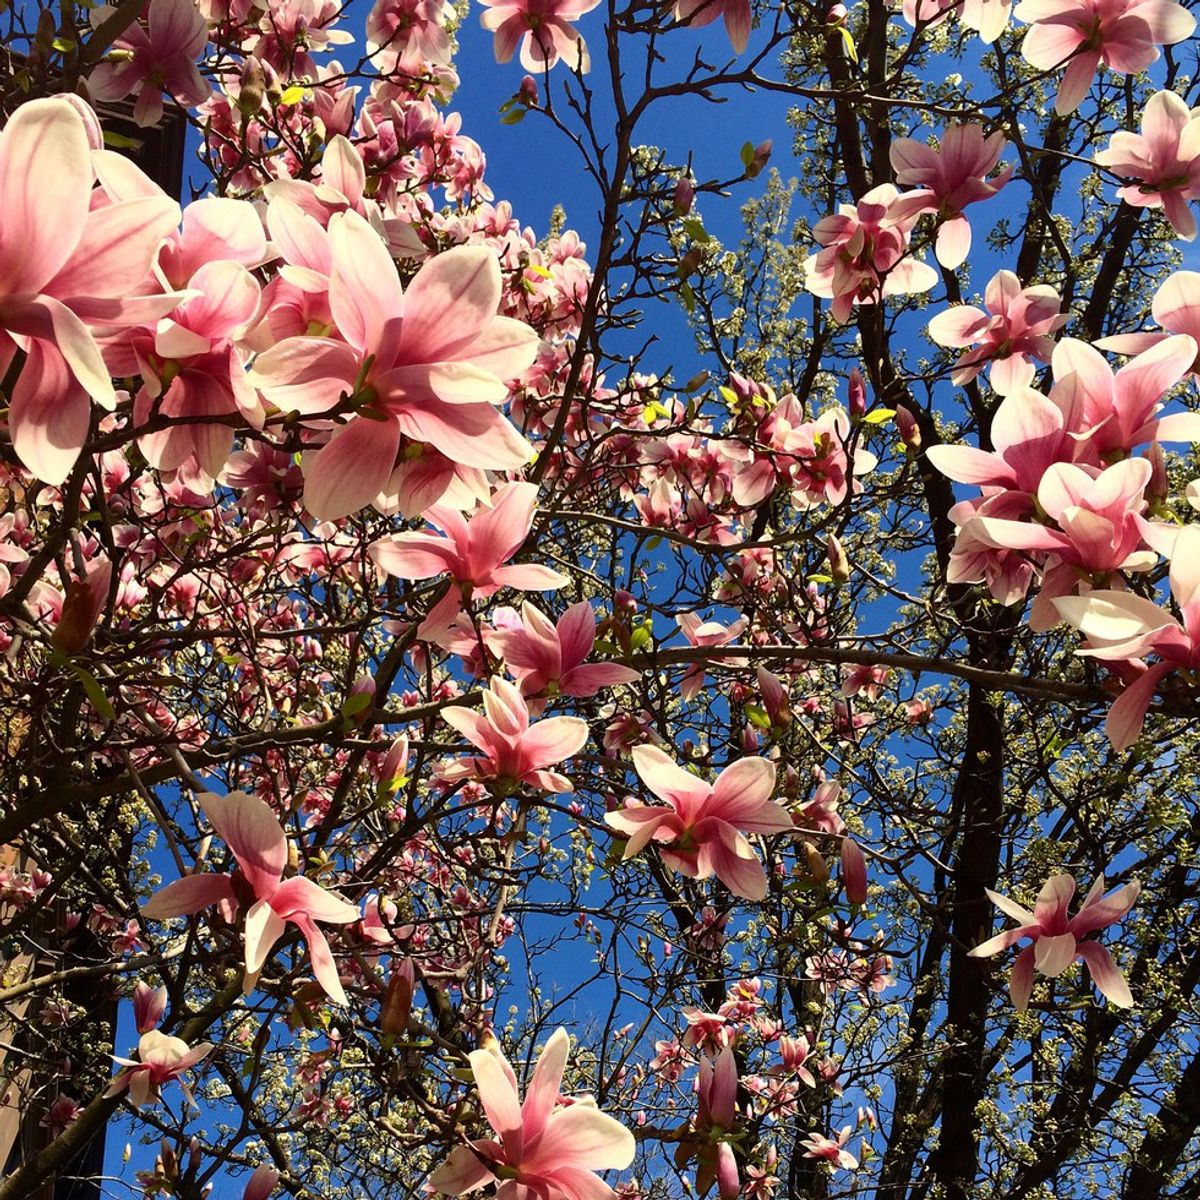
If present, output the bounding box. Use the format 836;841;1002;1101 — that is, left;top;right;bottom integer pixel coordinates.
970;873;1140;1011
429;1028;635;1200
606;747;793;901
106;1030;213;1108
142;791;360;1004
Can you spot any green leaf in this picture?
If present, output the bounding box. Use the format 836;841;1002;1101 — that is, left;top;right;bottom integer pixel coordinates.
739;141;755;168
745;705;772;730
681;217;709;242
838;26;859;63
73;666;116;721
862;407;896;424
679;281;695;314
279;84;309;106
51;37;76;52
341;690;373;719
499;107;527;125
102;130;139;150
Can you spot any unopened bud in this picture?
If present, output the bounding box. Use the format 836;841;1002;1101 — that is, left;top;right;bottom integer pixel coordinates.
518;74;539;107
381;958;415;1036
1143;442;1168;506
53;559;112;654
848;367;866;417
802;840;829;884
827;534;850;585
677;246;704;279
133;982;167;1034
895;405;921;455
745;139;772;179
238;57;267;116
243;1165;279;1200
841;837;868;906
673;175;695;216
826;2;848;22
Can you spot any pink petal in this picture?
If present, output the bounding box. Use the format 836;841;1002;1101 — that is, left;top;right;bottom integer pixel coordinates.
524;1104;636;1171
249;337;361;416
271;876;359;925
141;872;237;919
303;416;402;521
469;1046;524;1161
1074;941;1134;1007
396;245;502;364
521;1028;570;1144
518;715;588;771
632;745;712;810
8;339;91;485
328;210;404;353
201;791;286;901
243;898;287;977
292;913;348;1005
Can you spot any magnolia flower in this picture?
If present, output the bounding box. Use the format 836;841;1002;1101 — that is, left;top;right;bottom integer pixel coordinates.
249;214;538;520
1095;90;1200;240
1096;270;1200;363
674;0;752;54
800;1127;858;1171
970;873;1140;1011
105;1031;213;1108
488;601;641;699
676;612;748;701
1015;0;1196;115
440;676;588;794
429;1028;635;1200
1054;524;1200;749
679;1046;741;1198
605;747;792;901
478;0;601;72
369;482;568;642
889;124;1013;268
926;270;1067;394
0;99;180;484
142;792;360;1004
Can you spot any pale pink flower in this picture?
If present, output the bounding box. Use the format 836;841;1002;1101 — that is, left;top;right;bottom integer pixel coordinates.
970;873;1140;1011
1097;270;1200;362
676;612;748;700
105;1031;213;1108
803;185;937;323
141;791;360;1005
605;747;792;901
366;0;455;70
926;270;1067;394
439;676;589;794
0;99;180;484
799;1127;858;1171
1050;334;1200;456
1015;0;1196;115
368;482;568;641
1095;90;1200;239
133;982;167;1034
674;0;752;54
1054;524;1200;749
488;601;640;699
87;0;210;127
685;1046;741;1198
242;1166;279;1200
429;1028;635;1200
479;0;601;72
249;214;538;520
889;125;1013;268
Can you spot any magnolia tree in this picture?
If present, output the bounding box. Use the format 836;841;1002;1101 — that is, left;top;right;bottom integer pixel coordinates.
1;0;1199;1197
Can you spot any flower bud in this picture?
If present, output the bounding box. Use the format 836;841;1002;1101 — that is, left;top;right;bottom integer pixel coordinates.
238;57;267;117
518;74;539;107
802;840;829;884
673;175;695;216
243;1165;279;1200
827;534;850;585
841;837;868;906
745;140;773;179
381;958;415;1037
848;367;866;417
133;982;167;1034
826;2;848;22
678;246;704;278
895;405;922;455
53;558;112;654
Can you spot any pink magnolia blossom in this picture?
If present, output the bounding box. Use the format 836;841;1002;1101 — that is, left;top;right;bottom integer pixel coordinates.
969;873;1140;1010
133;982;167;1034
800;1127;858;1171
0;99;180;484
1054;524;1200;749
87;0;210;127
1014;0;1196;115
1097;269;1200;362
889;125;1014;268
1095;90;1200;240
676;612;749;700
674;0;752;54
366;0;454;70
605;747;792;901
429;1028;635;1200
478;0;601;72
1050;334;1200;456
141;791;360;1005
249;213;538;520
369;482;568;640
967;458;1156;628
926;270;1067;394
684;1045;741;1198
803;185;936;323
440;676;588;794
488;600;640;699
105;1031;213;1108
